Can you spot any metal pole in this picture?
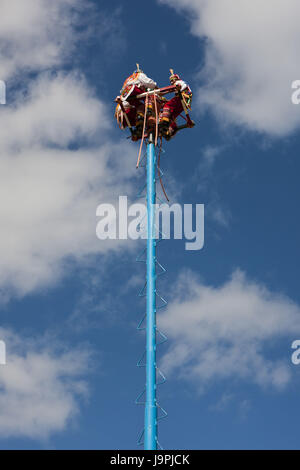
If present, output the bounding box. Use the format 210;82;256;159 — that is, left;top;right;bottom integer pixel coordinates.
144;133;157;450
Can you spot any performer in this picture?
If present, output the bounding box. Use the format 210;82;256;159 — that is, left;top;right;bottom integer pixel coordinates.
115;65;157;139
159;71;192;139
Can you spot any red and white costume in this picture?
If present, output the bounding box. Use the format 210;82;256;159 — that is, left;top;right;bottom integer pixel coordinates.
160;77;192;132
115;72;157;129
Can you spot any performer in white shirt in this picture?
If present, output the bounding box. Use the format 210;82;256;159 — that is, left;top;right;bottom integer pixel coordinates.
159;71;193;139
114;66;157;138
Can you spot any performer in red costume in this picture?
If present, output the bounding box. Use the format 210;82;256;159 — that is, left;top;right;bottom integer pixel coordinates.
159;71;193;139
115;65;157;139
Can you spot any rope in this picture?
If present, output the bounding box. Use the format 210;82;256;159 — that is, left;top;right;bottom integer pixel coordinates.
136;93;148;169
154;93;158;147
157;137;169;202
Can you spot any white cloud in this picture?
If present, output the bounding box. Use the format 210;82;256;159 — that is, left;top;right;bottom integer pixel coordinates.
159;270;300;390
192;145;231;228
209;392;234;412
0;328;91;439
202;146;223;169
207;202;231;228
0;71;137;297
0;2;137;297
0;0;86;80
0;72;108;149
0;0;133;443
159;0;300;136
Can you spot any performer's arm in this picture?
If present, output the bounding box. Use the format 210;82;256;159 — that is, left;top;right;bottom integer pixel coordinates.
138;73;157;89
175;79;189;92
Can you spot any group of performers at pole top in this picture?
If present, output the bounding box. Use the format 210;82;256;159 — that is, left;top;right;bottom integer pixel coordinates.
114;65;193;141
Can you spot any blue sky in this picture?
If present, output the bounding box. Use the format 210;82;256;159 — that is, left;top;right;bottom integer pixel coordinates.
1;0;300;450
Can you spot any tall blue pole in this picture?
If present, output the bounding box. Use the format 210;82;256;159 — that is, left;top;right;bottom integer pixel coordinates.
144;133;157;450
